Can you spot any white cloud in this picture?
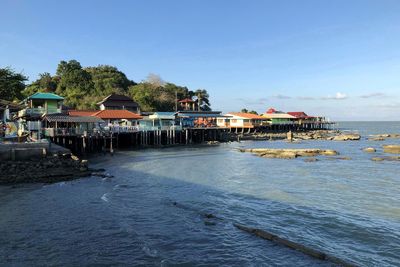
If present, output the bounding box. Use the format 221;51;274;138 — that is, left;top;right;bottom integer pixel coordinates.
321;92;348;100
272;94;292;99
359;92;387;98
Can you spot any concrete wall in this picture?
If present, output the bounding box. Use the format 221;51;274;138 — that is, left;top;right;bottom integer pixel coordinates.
0;142;50;161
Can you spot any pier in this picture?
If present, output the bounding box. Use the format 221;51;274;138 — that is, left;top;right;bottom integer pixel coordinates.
47;127;231;155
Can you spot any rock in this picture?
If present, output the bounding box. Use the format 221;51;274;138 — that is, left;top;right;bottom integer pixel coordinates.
363;147;376;153
336;157;352;160
332;134;361;141
372;157;384;162
244;148;339;159
383;145;400;154
80;159;88;166
320;150;338;156
304;158;318;162
369;137;385;141
71;155;80;161
277;152;297;159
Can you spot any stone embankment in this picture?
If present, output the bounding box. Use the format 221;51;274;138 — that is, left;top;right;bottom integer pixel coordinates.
0;153;91;184
0;142;104;185
239;148;338;159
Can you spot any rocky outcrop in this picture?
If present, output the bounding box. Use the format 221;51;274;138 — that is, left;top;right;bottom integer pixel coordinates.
239;148;339;159
332;134;361;141
383;145;400;154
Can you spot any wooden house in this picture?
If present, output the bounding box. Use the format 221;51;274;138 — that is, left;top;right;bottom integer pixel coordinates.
139;112;179;131
262;108;296;125
176;111;224;128
97;94;140;113
43;114;104;137
19;92;64;118
221;113;265;128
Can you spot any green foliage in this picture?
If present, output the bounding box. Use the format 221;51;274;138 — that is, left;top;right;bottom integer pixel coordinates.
3;60;212;111
194;89;211;111
129;81;212;112
55;60;94;109
0;67;27;101
85;65;136;96
241;108;258;114
23;72;58;97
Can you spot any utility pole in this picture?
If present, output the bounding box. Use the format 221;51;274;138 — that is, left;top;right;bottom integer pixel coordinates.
198;94;201;111
175;90;178;112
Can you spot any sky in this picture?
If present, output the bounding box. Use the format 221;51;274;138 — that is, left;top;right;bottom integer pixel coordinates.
1;0;400;120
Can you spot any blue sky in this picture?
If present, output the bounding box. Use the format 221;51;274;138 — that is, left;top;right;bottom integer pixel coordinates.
1;0;400;120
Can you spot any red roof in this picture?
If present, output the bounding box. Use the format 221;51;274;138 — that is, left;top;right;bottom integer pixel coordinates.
266;108;276;114
227;112;265;119
287;112;313;119
179;98;195;103
69;110;97;117
92;110;142;119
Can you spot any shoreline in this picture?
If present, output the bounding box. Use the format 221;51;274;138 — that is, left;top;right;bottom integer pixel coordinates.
2;128;400;185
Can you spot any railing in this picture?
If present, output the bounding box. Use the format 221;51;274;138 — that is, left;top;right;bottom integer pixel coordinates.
106;125;139;133
19;107;61;117
138;125;182;131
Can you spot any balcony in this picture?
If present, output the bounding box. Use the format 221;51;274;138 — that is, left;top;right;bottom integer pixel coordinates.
19;107;62;117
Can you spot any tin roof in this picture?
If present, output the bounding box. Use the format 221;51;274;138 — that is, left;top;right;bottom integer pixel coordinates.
226;112;265;119
68;110;97;116
43;114;104;123
28;92;64;100
262;113;296;119
97;94;139;107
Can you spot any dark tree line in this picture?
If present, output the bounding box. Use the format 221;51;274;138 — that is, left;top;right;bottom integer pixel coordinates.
0;60;211;111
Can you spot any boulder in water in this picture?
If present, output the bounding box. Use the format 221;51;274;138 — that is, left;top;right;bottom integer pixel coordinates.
383;145;400;154
332;134;361;141
363;147;376;153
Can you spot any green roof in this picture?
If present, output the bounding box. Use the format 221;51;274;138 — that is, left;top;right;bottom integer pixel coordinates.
28;92;64;100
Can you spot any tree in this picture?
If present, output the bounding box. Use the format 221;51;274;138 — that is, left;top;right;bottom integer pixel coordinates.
240;108;258;114
128;81;198;112
0;67;27;101
85;65;136;96
194;89;211;111
146;73;165;87
23;72;58;97
55;60;94;109
128;82;160;112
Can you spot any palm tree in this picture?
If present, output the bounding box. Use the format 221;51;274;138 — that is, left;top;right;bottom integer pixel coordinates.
194;89;211;111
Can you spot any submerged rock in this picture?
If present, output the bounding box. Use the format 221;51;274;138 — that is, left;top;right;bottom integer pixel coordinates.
372;156;400;162
363;147;376;153
383;145;400;154
241;148;339;159
332;134;361;141
304;158;319;162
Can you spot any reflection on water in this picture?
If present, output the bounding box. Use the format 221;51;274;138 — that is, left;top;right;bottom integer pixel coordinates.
0;122;399;266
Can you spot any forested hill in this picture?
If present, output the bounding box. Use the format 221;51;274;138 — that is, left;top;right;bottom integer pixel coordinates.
0;60;211;111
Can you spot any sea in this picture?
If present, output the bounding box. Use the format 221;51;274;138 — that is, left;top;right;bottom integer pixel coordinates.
0;121;399;266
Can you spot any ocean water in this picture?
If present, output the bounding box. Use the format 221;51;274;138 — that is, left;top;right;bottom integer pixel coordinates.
0;122;399;266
